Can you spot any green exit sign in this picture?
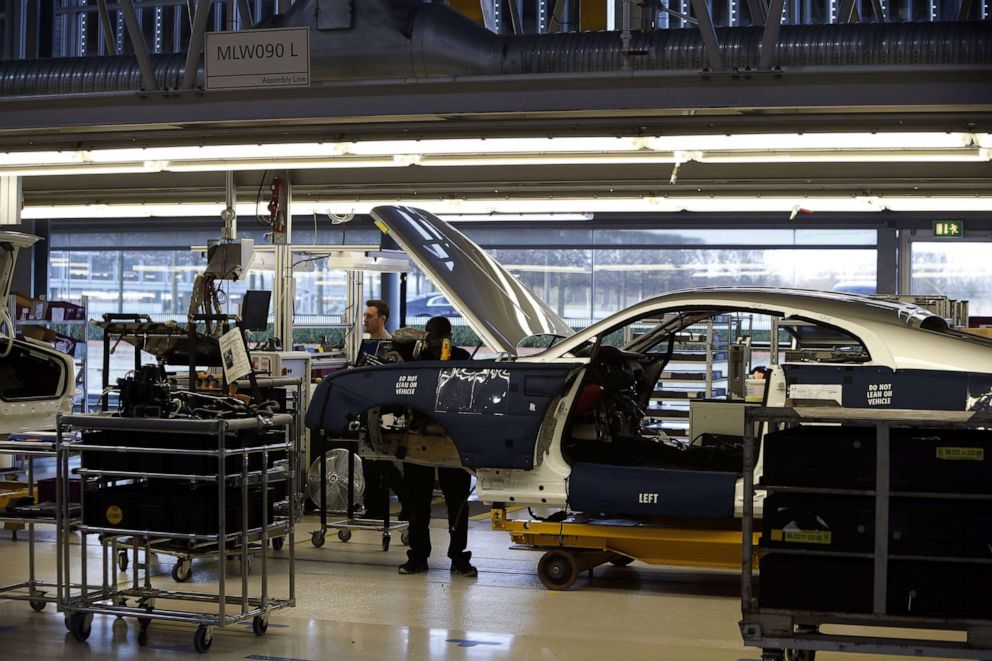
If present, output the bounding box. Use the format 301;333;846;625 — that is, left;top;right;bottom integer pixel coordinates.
933;220;965;238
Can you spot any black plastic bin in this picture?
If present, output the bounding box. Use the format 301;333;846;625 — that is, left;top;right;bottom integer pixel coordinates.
762;426;876;489
83;480;274;535
762;493;875;553
80;428;286;475
758;554;874;613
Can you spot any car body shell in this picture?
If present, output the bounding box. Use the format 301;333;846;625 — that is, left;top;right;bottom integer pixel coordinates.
0;231;75;435
307;207;992;520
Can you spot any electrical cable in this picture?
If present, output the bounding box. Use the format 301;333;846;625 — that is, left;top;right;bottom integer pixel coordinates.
254;170;271;227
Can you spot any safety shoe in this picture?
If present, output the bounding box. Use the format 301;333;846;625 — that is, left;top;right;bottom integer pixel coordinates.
450;559;478;577
398;560;429;575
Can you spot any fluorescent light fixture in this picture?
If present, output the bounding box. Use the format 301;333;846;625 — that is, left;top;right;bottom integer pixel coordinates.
875;197;992;212
22;195;992;220
2;132;988;177
439;213;593;222
698;150;992;164
643;132;980;152
503;264;590;274
163;157;402;172
343;137;645;156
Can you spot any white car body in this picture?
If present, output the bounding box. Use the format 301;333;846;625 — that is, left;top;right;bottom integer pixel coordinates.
308;207;992;522
0;232;75;435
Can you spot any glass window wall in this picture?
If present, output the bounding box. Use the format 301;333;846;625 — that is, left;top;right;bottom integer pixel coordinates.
910;242;992;315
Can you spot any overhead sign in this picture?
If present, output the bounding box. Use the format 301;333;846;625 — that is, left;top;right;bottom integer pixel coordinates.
205;27;309;90
933;220;964;238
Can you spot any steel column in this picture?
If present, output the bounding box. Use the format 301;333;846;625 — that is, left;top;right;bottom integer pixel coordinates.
897;230;913;295
119;0;159;91
271;173;294;348
689;0;726;71
182;0;213;90
876;228;897;295
0;176;20;225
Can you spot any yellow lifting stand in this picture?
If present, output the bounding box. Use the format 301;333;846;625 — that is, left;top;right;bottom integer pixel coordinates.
490;506;759;591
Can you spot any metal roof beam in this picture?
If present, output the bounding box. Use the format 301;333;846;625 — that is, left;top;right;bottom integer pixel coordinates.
119;0;159;91
95;0;117;56
689;0;726;71
758;0;786;69
182;0;213;90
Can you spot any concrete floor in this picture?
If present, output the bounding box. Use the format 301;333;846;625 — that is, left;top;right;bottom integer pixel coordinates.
0;515;964;660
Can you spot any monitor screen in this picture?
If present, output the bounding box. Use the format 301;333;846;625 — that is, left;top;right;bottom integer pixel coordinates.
241;290;271;331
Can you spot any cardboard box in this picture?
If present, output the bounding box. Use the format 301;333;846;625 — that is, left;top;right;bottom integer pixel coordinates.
32;297;47;321
13;292;33;320
46;301;85;322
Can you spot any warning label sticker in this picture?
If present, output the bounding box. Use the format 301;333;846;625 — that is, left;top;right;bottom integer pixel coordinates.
866;382;893;406
936;447;985;461
771;529;833;545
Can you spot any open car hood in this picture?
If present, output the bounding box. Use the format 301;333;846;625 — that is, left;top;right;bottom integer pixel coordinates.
0;232;39;325
370;206;574;355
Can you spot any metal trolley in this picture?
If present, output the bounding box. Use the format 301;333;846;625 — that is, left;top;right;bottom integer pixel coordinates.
58;413;297;654
309;434;409;551
740;406;992;661
0;434;79;612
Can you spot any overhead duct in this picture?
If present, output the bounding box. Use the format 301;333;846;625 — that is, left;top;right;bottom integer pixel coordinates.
0;0;989;96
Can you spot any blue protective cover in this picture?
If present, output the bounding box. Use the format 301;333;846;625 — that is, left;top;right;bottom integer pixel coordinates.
306;361;577;469
782;365;992;411
569;462;738;518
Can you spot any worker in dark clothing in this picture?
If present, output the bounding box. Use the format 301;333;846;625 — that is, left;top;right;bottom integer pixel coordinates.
359;299;409;521
398;316;477;577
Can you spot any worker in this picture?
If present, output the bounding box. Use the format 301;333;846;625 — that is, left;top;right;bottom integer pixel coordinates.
399;316;477;577
358;299;408;521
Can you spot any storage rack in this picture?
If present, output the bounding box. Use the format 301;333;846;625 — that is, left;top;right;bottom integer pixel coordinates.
58;413;297;654
7;294;88;413
645;315;736;441
0;434;76;612
740;405;992;661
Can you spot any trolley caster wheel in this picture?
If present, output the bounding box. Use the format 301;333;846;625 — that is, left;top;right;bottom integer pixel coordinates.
252;614;269;636
172;558;192;583
609;555;634;567
786;651;815;661
118;551;129;573
311;531;326;548
193;624;213;653
382;533;391;552
271;536;285;551
762;650;786;661
537;551;579;591
337;528;352;543
29;599;46;612
68;612;93;642
400;529;410;546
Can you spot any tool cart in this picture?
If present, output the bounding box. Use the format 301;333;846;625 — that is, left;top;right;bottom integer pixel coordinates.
740;406;992;660
59;413;297;654
0;433;84;612
308;432;409;551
